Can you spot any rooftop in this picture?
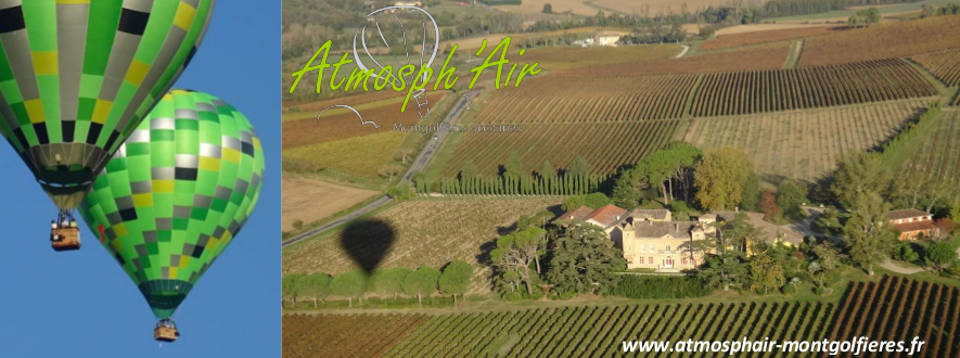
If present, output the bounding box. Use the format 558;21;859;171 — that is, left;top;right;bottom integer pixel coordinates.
588;204;628;228
628;208;670;221
629;220;698;239
887;209;931;221
556;204;627;228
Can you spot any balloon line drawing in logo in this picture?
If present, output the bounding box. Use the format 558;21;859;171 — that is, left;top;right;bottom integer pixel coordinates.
316;104;380;129
352;4;440;121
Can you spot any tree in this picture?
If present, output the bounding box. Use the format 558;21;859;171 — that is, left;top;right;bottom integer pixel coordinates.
830;153;889;209
695;147;752;211
402;266;441;306
303;272;333;307
635;143;702;205
844;192;897;275
807;241;844;295
377;163;404;181
539;161;555;179
760;190;782;223
460;160;477;180
542;3;552;14
491;227;547;295
812;207;843;237
777;179;809;222
741;173;761;211
438;260;474;304
545;223;626;295
292;219;304;231
568;156;591;176
505;151;524;178
368;268;410;300
749;252;785;294
329;269;367;307
396;147;415;165
282;273;306;307
925;241;959;272
612;168;642;210
697;253;748;291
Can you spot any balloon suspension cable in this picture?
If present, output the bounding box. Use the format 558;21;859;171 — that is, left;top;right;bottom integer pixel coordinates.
55;210;75;226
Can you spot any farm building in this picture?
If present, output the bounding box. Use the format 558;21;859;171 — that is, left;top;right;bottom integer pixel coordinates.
887;209;941;240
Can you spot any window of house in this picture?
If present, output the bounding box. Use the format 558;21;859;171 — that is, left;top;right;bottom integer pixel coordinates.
666;245;671;252
649;257;653;264
638;257;644;264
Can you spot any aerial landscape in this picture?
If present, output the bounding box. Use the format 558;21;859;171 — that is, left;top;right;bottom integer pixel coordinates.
281;0;960;356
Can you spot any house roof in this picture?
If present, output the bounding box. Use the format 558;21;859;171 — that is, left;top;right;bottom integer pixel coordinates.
629;208;670;221
588;204;628;227
558;206;594;222
630;221;698;239
887;209;930;220
557;204;627;228
892;221;939;233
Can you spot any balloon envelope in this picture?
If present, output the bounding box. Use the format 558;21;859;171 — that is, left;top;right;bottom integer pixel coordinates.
0;0;215;209
79;89;264;319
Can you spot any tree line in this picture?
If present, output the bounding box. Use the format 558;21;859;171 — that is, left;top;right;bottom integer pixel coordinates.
282;260;474;308
416;155;611;196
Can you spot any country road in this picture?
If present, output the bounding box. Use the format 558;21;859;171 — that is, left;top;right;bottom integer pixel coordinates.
281;91;478;248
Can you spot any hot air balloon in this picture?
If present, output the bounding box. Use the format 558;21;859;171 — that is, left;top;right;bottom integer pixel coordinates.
0;0;216;251
78;89;264;342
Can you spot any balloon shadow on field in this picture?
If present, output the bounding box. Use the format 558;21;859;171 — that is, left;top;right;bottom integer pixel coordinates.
339;219;396;276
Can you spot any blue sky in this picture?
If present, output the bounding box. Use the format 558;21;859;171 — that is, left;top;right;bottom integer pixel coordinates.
0;2;279;356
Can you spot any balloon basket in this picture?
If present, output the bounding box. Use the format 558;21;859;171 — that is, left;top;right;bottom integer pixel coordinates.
50;227;80;251
154;322;179;342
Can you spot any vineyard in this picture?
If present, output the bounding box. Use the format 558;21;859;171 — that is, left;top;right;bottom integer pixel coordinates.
899;109;960;196
282;92;446;149
475;74;699;123
383;301;837;357
912;49;960;87
282;198;558;293
799;15;960;67
690;59;937;117
282;131;408;178
585;42;792;76
283;313;427;358
700;25;837;50
683;100;930;181
824;276;960;358
283;277;960;358
444;120;685;176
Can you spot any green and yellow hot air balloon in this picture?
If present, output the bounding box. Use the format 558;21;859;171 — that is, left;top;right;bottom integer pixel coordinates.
0;0;215;250
78;90;264;342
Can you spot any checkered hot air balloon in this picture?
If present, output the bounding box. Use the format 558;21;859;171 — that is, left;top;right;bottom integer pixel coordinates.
78;90;264;342
0;0;215;250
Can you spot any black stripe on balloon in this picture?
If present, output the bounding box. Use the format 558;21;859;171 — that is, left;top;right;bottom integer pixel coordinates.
175;167;198;181
0;6;25;33
119;207;138;221
184;46;198;68
62;121;75;142
86;122;103;145
12;127;27;150
32;123;48;144
104;130;120;151
117;8;149;35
